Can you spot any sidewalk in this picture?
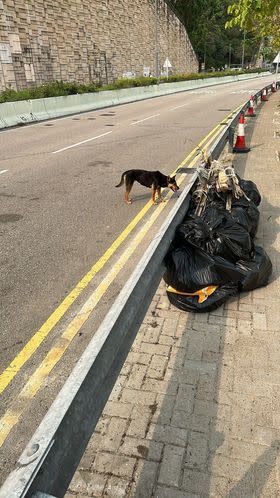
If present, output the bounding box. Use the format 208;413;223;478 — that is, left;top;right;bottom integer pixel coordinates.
66;92;280;498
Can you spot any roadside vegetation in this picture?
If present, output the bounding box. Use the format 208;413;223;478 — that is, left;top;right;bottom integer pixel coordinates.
226;0;280;50
169;0;279;70
0;68;267;104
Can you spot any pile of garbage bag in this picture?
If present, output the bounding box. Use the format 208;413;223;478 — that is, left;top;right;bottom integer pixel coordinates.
164;151;272;313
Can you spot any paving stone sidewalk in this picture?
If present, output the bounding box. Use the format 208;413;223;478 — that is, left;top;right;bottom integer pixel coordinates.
66;92;280;498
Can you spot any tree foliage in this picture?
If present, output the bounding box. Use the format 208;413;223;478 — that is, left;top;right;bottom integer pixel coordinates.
169;0;261;69
226;0;280;49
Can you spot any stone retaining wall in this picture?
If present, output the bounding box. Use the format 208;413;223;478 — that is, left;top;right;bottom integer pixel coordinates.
0;0;198;90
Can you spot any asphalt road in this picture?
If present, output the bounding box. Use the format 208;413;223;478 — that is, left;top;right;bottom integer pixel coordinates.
0;74;274;483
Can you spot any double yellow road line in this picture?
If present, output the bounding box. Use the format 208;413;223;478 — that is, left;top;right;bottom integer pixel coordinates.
0;104;242;447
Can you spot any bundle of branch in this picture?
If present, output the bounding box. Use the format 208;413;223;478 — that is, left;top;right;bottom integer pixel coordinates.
193;150;245;214
193;148;211;216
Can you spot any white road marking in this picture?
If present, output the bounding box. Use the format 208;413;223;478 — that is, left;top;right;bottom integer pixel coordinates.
52;131;113;154
169;103;189;111
130;114;160;126
230;89;258;94
187;90;215;94
0;169;8;175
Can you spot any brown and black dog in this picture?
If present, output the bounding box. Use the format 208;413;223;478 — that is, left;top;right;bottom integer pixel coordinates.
115;169;179;204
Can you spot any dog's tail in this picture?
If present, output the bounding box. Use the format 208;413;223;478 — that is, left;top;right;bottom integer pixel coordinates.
115;172;126;187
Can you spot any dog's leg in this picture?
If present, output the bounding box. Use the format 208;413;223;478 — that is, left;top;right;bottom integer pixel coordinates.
156;186;164;202
124;179;133;204
152;186;157;204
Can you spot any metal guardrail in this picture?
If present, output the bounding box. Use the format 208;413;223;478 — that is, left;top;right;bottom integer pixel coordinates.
0;82;277;498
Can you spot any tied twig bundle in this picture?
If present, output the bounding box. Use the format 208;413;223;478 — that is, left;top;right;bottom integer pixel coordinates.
193;150;247;216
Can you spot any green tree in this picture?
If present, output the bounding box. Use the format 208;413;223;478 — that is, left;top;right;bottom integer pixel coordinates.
168;0;260;69
226;0;280;49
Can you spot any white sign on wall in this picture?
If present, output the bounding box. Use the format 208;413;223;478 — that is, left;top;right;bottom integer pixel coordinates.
163;58;172;77
24;63;35;82
8;34;22;54
163;58;172;69
0;43;12;63
143;66;151;77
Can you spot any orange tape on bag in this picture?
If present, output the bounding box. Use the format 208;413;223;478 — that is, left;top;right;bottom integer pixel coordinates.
166;285;218;304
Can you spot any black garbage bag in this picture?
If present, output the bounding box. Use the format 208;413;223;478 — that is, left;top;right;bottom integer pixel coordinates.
230;206;254;234
167;283;238;313
231;199;260;237
176;216;213;251
236;246;272;292
177;210;253;262
238;176;261;206
164;243;247;292
202;189;229;208
188;197;259;238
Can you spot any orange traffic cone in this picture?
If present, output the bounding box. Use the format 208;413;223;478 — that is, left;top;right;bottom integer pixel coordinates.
246;95;256;117
233;112;250;153
261;87;268;101
272;82;276;93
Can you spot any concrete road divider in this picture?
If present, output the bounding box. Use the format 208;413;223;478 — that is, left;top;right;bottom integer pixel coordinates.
29;99;50;122
0;99;49;127
0;101;25;128
0;72;271;130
